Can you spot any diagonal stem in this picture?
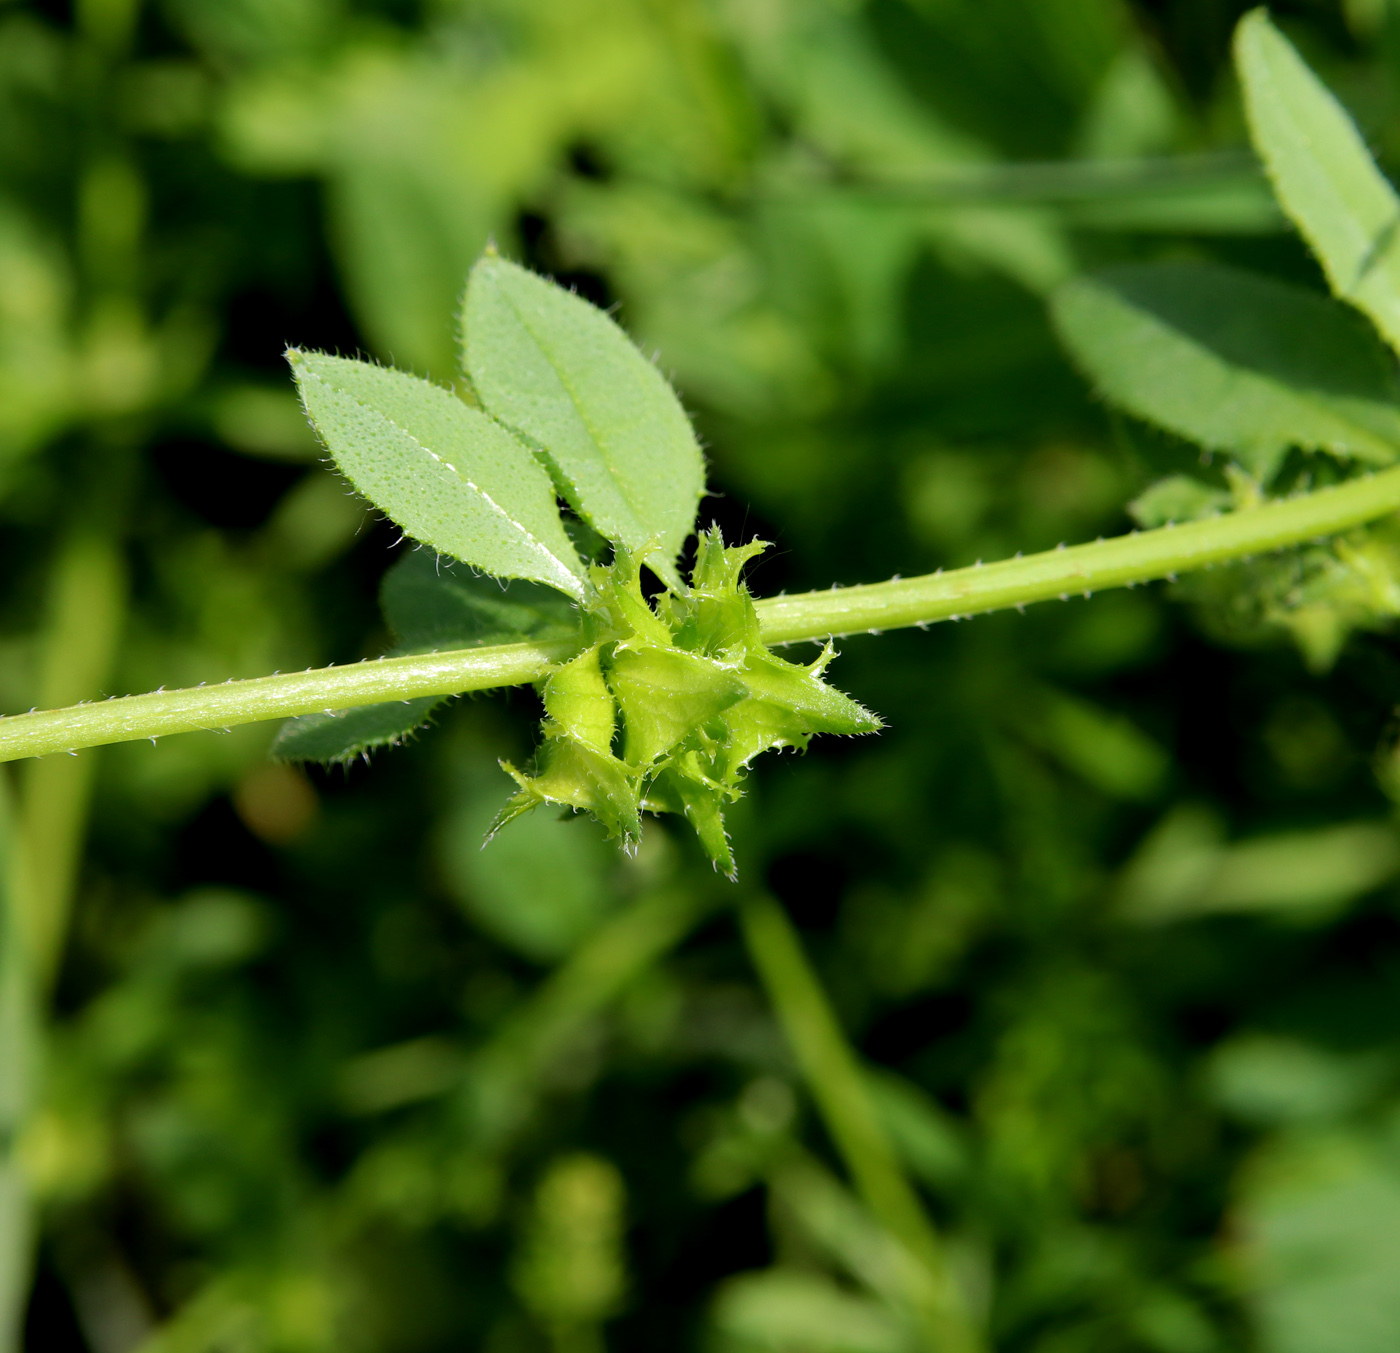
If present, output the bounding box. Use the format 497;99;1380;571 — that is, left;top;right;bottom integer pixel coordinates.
0;769;39;1353
4;462;1400;763
737;891;980;1353
16;530;128;991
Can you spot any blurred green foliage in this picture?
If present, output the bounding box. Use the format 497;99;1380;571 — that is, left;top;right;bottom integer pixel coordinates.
7;0;1400;1349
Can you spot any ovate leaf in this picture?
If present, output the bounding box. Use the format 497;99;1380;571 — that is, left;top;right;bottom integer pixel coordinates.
288;351;585;597
1236;1133;1400;1353
381;551;578;650
277;552;582;767
1052;262;1400;478
1129;475;1232;529
271;698;444;764
1236;10;1400;354
461;254;705;592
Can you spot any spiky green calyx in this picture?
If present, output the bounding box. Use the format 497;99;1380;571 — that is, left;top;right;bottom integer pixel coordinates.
491;530;882;876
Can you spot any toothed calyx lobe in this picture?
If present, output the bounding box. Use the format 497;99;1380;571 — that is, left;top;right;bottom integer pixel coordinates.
491;530;881;876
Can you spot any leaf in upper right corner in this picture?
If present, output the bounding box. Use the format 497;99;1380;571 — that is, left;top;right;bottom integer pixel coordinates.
289;351;586;598
1052;261;1400;480
1236;9;1400;355
461;254;706;592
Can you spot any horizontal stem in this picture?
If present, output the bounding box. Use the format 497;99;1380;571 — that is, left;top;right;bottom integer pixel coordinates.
0;640;577;762
772;150;1263;206
4;463;1400;763
754;464;1400;643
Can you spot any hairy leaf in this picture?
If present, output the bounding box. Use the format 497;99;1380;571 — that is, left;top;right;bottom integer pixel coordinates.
288;351;585;597
381;551;578;651
271;698;444;764
1129;476;1233;529
276;553;582;766
1052;261;1400;478
1236;10;1400;354
461;254;705;591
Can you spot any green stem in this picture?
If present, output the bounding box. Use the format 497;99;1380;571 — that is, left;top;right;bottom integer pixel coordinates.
773;150;1262;206
0;640;577;763
754;463;1400;643
17;530;128;990
0;528;128;1353
4;463;1400;763
0;769;39;1353
737;892;979;1353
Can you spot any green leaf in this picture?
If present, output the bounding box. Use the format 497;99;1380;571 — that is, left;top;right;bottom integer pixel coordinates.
270;697;444;764
442;776;618;963
1128;476;1232;529
381;551;578;651
710;1270;913;1353
1236;1133;1400;1353
288;351;586;597
276;552;582;766
1017;688;1170;803
1236;9;1400;354
461;254;706;591
1052;261;1400;478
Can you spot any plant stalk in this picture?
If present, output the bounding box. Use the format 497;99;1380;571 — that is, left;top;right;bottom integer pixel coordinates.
754;464;1400;642
4;463;1400;763
737;892;979;1353
0;770;39;1353
16;530;127;991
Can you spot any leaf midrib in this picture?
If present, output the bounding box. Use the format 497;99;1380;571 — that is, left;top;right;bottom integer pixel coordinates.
307;369;583;596
497;287;653;546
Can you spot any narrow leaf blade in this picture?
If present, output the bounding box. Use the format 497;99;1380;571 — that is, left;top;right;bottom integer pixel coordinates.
1236;10;1400;352
1052;261;1400;478
289;351;585;597
461;255;705;590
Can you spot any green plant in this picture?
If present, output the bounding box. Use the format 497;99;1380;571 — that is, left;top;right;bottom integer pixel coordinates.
8;8;1400;1351
4;14;1400;841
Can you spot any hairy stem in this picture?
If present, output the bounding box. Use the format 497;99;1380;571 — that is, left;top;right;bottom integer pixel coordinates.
0;641;577;763
4;463;1400;763
754;463;1400;642
738;892;979;1353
